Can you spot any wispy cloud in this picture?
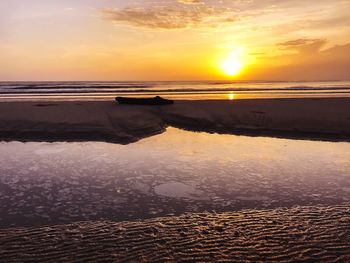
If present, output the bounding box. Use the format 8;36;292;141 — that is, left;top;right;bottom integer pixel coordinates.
101;4;236;30
278;38;327;53
177;0;203;4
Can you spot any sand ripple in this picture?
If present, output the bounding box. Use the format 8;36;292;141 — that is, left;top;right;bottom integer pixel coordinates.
1;204;349;262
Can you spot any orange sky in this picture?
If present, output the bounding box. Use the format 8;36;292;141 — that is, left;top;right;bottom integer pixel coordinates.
0;0;350;81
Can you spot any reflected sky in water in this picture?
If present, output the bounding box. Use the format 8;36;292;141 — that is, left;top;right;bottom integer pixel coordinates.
0;128;349;228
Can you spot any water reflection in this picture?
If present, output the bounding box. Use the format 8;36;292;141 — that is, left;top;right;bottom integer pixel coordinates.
228;92;236;100
0;128;349;228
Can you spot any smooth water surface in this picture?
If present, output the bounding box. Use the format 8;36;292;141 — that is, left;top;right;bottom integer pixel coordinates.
0;128;349;228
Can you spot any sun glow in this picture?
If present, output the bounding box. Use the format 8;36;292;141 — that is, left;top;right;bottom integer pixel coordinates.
222;59;243;76
221;48;245;76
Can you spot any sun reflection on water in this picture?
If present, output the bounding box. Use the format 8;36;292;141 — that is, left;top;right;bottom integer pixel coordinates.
228;93;236;100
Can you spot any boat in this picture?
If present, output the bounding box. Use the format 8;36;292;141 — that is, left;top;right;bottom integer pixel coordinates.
115;96;174;105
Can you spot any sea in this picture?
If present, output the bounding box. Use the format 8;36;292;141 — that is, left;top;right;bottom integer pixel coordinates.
0;80;350;101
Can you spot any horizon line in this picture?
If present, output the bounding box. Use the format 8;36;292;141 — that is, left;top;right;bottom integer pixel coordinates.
0;79;349;83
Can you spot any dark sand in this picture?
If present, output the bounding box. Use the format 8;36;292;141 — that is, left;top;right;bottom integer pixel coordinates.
1;98;349;262
1;204;349;262
0;98;349;143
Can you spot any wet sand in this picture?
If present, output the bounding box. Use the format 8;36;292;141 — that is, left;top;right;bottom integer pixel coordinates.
1;98;349;261
0;98;349;143
1;204;349;262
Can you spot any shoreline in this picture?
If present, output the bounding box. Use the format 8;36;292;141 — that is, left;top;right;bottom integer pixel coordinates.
1;204;349;262
0;98;349;143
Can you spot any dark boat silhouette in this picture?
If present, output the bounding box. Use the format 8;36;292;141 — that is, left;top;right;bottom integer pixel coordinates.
116;96;174;105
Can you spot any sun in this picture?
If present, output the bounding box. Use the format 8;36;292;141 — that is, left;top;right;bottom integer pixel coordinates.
220;49;245;76
222;58;243;76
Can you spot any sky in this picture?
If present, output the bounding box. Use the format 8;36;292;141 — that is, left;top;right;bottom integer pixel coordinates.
0;0;349;81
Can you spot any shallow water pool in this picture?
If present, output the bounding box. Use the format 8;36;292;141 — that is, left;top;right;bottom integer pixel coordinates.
0;128;349;228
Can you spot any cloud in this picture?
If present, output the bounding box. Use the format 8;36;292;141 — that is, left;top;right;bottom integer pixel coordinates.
278;38;327;54
278;39;319;47
177;0;203;4
101;5;236;30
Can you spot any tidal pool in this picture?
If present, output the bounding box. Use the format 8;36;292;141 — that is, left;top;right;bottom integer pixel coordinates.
0;128;349;228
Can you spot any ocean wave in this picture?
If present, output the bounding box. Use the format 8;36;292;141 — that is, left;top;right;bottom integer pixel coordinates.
1;81;350;99
1;87;350;94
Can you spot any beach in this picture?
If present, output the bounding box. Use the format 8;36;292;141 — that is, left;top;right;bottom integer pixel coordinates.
1;204;349;262
0;98;349;143
0;97;349;262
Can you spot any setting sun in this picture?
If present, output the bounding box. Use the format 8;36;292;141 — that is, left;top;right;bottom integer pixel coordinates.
222;58;244;76
221;49;245;76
